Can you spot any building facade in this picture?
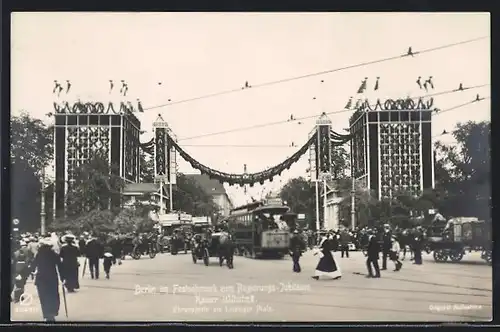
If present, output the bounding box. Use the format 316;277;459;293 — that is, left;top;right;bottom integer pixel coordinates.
324;181;343;231
122;183;168;212
188;174;234;217
349;100;434;200
53;102;141;217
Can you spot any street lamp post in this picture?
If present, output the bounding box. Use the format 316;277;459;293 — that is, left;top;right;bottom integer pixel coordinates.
40;167;47;234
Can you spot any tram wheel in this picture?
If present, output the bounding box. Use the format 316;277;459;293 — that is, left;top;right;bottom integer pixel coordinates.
433;250;448;263
448;251;463;262
203;249;210;266
483;250;492;265
131;249;141;260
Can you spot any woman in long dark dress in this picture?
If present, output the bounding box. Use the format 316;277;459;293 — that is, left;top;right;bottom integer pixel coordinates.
60;234;80;292
312;235;342;280
29;235;64;322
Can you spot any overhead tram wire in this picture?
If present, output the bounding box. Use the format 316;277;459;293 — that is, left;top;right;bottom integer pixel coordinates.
181;127;483;149
177;84;489;142
182;96;491;148
178;97;490;149
143;36;488;112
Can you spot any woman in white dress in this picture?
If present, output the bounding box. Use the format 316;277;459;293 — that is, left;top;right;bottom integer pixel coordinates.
312;235;342;280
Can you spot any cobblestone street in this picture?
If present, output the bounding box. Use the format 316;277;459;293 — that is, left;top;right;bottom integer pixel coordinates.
11;250;492;322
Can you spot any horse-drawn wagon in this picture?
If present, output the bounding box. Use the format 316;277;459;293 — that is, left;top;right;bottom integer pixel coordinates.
191;232;234;268
426;217;491;264
120;234;156;260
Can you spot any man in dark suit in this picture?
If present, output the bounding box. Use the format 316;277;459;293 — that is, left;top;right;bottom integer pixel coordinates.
85;235;103;279
381;224;392;270
339;229;351;258
412;226;424;265
289;230;305;272
365;230;381;278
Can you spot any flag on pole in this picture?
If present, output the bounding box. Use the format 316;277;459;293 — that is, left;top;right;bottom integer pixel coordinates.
357;78;367;94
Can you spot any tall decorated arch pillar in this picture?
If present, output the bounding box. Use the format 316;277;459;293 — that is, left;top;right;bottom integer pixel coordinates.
153;114;177;214
314;112;332;231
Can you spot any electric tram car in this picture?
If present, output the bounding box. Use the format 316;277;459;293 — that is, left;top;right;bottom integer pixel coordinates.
226;198;292;259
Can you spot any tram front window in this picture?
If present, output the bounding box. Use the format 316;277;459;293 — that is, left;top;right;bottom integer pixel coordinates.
256;210;286;231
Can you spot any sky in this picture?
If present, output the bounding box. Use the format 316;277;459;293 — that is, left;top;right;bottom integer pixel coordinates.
11;12;490;207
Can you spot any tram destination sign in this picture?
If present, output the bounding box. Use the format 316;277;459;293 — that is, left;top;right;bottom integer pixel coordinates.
266;198;283;206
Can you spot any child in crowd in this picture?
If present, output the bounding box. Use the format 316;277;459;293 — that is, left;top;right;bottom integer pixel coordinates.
390;235;403;271
102;245;114;279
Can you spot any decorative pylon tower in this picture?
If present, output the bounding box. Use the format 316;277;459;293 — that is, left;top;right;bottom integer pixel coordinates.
308;112;332;231
153;114;177;214
52;81;141;218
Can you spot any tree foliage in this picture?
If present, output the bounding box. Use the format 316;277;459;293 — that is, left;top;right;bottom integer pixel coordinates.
173;173;219;216
11;112;54;175
11;112;54;231
336;179;380;228
65;152;125;217
279;177;316;229
330;145;350;179
139;150;155;183
113;201;156;234
49;209;117;235
434;121;490;219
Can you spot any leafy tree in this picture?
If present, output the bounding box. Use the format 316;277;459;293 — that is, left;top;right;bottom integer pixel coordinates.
49;209;116;235
11;112;54;175
336;179;380;228
65;152;125;216
11;112;54;231
279;177;316;229
434;121;490;220
113;201;156;234
173;173;219;216
330;145;350;179
139;150;155;183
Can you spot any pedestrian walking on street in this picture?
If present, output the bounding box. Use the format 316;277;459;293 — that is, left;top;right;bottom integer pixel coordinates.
390;235;403;271
29;234;64;322
85;235;103;279
412;228;424;265
27;236;39;257
400;229;413;261
312;234;342;280
381;224;392;270
107;234;122;265
12;240;33;302
339;229;351;258
289;230;305;272
78;235;86;257
365;231;381;278
102;245;114;279
50;232;61;255
59;234;80;292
